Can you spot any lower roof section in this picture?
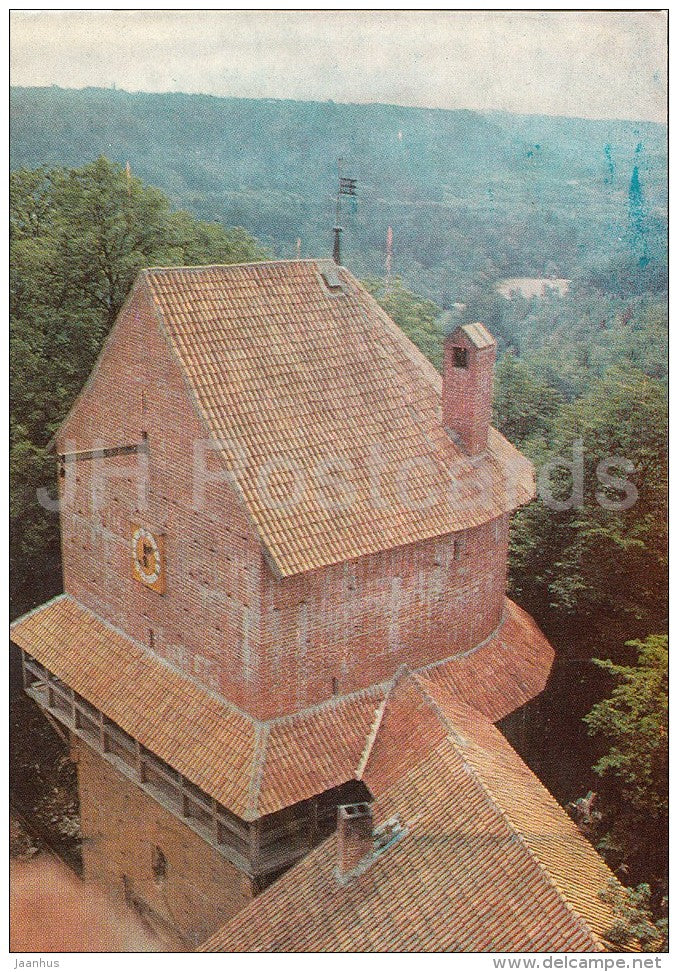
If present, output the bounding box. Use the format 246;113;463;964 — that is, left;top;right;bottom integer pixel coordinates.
202;677;619;953
10;594;553;821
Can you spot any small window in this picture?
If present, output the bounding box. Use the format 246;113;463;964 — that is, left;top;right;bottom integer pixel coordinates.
453;539;461;560
149;628;154;649
453;347;469;369
151;845;167;886
332;677;339;696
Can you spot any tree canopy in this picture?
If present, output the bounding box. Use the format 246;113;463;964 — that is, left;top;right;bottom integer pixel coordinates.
585;636;668;898
10;157;267;614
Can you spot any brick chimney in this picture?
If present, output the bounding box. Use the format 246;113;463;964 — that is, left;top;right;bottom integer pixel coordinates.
337;802;373;879
442;322;496;456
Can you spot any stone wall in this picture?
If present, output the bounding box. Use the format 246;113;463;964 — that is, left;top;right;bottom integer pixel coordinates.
74;736;253;948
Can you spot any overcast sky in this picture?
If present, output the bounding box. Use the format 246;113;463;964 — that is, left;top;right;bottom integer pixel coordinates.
10;9;667;123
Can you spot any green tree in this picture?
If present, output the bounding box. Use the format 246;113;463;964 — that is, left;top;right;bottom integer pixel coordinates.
493;352;563;445
10;158;268;616
548;369;667;626
584;636;668;891
363;277;444;369
510;368;667;632
585;636;668;818
599;879;667;952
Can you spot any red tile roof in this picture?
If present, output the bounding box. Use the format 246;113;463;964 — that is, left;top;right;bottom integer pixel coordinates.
143;261;534;577
422;598;554;722
10;595;552;821
203;676;619;953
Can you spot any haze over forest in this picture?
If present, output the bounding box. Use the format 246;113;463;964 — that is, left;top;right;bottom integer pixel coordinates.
10;85;667;306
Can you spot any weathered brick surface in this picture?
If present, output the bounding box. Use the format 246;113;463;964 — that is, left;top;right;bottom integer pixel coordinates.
57;282;510;720
57;281;265;713
258;516;509;714
442;331;496;456
73;736;253;947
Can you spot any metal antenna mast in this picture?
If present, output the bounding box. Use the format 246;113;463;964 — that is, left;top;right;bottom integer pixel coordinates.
333;159;357;265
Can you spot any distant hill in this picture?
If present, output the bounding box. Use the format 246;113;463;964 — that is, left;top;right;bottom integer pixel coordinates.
10;86;666;304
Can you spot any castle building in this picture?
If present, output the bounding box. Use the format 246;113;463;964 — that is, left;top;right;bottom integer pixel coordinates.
11;260;620;950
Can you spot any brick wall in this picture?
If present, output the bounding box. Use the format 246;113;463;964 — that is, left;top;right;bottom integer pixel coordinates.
258;515;509;716
74;736;253;948
57;281;510;721
442;329;496;456
57;281;265;712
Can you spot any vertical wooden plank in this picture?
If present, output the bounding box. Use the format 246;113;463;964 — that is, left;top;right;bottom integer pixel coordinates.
249;818;261;871
211;797;220;845
180;777;190;818
19;650;27;690
310;796;319;844
98;711;107;752
135;739;144;782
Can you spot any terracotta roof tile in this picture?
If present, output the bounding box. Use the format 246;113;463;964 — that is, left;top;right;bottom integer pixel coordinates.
10;595;552;821
423;598;554;722
418;689;618;945
11;594;256;816
203;676;619;953
143;262;534;577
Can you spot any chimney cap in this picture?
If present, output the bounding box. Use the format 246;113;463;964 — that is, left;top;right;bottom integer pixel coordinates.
449;322;495;350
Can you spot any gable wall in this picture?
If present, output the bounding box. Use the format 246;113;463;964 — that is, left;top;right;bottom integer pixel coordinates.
56;282;265;709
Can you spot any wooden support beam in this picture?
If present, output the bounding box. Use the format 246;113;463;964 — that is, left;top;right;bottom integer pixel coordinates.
21;654;317;877
59;441;148;464
135;740;144;783
310;796;319;843
249;819;261;871
180;778;190;818
98;711;107;752
40;706;70;746
211;798;220;844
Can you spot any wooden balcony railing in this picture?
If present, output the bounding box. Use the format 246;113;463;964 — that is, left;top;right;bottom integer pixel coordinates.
20;651;322;878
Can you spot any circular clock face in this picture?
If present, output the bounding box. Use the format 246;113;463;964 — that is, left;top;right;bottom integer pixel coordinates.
132;527;162;585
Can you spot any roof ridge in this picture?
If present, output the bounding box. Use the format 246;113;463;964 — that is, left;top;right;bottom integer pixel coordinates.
10;591;69;630
143;258;323;274
354;665;410;780
469;762;606;949
246;722;271;820
407;674;469;747
411;681;606;950
268;679;388;728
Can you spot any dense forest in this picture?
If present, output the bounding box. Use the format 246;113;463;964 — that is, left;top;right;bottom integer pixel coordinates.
10;88;667;943
11;86;667;302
